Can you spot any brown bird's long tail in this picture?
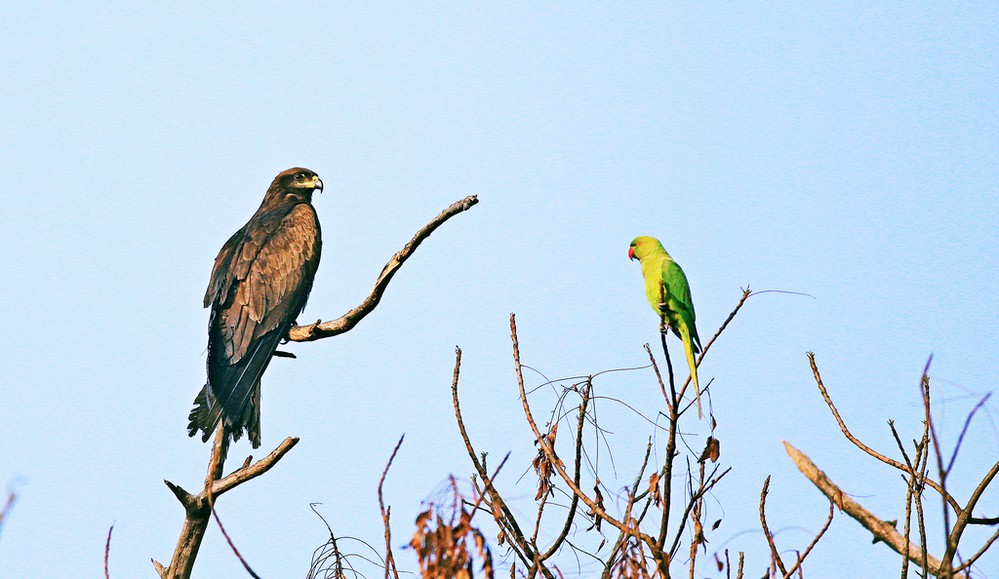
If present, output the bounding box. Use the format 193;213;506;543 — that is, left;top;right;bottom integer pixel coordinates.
188;330;282;449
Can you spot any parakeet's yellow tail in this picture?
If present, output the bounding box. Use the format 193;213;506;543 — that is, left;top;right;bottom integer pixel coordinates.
678;324;702;418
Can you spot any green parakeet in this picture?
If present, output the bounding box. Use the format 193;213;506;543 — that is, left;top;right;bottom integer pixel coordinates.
628;236;704;417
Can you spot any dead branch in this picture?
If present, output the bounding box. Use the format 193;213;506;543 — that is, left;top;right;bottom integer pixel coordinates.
0;487;16;539
446;288;749;578
783;499;834;578
510;314;669;574
379;435;404;579
759;476;788;576
944;458;999;572
801;354;998;577
955;526;999;574
450;347;550;577
153;428;299;579
287;195;479;342
807;352;959;513
668;464;730;560
211;509;260;578
783;441;947;575
536;380;589;561
105;523;114;579
157;197;476;578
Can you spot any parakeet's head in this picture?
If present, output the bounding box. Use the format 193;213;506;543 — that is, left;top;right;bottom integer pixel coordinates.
628;236;664;261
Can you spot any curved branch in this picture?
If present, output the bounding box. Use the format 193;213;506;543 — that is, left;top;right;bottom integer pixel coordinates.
287;195;479;342
806;352;959;513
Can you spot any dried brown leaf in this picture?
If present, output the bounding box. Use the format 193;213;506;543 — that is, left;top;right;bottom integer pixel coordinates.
700;436;721;463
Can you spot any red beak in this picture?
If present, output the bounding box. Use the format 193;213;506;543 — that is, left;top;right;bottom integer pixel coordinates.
628;247;636;260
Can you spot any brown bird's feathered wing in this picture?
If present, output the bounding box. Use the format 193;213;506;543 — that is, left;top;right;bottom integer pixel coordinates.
188;168;322;448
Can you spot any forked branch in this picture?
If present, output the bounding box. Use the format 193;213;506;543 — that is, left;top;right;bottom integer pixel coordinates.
154;428;299;579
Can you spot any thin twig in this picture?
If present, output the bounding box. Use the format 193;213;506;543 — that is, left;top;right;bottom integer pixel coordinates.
510;314;666;573
105;523;114;579
538;382;589;561
889;421;917;579
0;488;16;540
379;435;405;579
668;466;731;559
759;476;788;575
783;499;834;578
946;393;992;474
287;195;479;342
921;363;955;573
954;526;999;574
211;509;260;579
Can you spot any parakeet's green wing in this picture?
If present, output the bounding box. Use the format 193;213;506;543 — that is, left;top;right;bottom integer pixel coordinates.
661;260;701;351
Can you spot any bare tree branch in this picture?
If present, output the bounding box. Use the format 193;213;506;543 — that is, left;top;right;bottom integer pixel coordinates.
379;435;404;579
211;509;260;579
0;486;16;540
105;523;114;579
287;195;479;342
450;346;548;577
783;499;834;578
783;441;945;575
759;476;788;576
157;196;477;578
153;429;300;579
807;352;959;513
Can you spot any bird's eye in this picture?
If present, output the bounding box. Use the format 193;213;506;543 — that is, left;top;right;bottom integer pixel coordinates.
294;172;306;181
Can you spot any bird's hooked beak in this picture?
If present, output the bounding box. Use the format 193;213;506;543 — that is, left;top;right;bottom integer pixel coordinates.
628;247;636;261
313;176;324;193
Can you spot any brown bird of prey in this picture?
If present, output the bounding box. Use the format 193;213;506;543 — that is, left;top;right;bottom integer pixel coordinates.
188;167;323;448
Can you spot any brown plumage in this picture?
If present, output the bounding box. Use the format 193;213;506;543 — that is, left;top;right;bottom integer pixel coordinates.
188;167;323;448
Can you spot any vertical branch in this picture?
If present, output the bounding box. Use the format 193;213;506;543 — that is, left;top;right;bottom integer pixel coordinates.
379;435;404;579
105;523;114;579
654;336;679;553
920;362;954;574
155;427;228;579
759;476;788;576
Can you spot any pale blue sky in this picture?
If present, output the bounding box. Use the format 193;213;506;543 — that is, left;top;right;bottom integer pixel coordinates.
1;2;996;578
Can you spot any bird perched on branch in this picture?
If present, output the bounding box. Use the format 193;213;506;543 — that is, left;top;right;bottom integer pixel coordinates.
628;235;703;417
188;168;323;448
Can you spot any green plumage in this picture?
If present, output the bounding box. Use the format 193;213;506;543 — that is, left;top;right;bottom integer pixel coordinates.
629;236;704;417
